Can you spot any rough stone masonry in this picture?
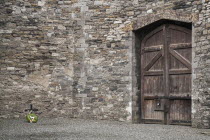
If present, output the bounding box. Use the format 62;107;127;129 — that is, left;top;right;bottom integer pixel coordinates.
0;0;210;128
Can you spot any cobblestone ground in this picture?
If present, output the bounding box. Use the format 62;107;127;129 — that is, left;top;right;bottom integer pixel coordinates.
0;118;210;140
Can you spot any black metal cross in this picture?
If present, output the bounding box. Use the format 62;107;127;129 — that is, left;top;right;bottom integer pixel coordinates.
25;104;38;112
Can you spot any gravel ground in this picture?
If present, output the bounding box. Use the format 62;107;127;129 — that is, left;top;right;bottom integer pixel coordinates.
0;118;210;140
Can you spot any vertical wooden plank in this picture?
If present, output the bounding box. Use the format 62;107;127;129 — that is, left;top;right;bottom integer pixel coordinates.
163;24;170;124
168;24;192;125
141;26;165;123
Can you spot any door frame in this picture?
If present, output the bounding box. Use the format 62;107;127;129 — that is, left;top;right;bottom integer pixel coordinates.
131;19;193;124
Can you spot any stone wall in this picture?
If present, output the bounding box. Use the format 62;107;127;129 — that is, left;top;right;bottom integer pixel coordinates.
191;0;210;128
0;0;75;118
0;0;210;128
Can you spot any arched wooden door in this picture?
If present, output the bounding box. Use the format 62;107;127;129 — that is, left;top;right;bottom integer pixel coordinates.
141;24;192;125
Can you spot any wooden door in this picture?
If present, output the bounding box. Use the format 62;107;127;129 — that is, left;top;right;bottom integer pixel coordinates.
141;24;192;125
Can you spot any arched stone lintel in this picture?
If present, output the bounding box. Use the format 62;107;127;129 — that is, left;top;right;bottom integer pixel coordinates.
133;10;196;30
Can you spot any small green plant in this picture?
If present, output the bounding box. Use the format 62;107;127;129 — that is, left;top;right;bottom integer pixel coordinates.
25;104;38;123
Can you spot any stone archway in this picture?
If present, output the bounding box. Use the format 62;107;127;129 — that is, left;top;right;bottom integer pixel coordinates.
130;10;195;124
